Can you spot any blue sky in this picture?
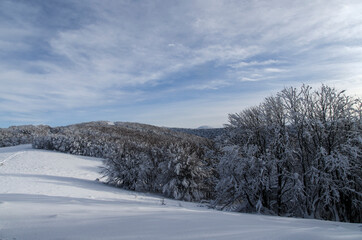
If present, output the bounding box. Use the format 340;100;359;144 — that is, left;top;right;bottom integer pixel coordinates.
1;0;361;128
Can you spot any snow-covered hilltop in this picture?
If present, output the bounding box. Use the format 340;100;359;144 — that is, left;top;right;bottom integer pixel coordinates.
1;145;361;240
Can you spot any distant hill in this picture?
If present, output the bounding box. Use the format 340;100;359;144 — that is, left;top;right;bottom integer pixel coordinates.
0;122;226;147
196;125;214;129
169;127;226;139
0;121;210;148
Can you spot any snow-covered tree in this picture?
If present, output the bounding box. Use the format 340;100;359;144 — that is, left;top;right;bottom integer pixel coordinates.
217;85;361;222
158;142;213;201
32;121;215;202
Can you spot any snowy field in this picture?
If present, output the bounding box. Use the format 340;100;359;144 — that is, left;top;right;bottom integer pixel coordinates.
0;145;361;240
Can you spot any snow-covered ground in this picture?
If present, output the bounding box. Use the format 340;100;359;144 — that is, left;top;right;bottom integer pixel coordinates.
0;145;361;240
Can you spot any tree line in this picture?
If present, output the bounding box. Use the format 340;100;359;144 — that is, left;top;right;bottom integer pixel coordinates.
0;85;360;222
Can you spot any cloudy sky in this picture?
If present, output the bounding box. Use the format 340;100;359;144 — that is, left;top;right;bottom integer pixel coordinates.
1;0;361;128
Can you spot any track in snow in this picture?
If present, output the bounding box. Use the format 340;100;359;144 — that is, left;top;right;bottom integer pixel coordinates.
0;151;25;166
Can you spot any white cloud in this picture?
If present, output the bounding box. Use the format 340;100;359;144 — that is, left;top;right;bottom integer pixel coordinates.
230;60;282;68
186;80;231;90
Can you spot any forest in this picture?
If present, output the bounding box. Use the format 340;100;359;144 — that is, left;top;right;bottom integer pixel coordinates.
0;85;361;222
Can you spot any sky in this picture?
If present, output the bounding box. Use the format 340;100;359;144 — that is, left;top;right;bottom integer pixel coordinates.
1;0;362;128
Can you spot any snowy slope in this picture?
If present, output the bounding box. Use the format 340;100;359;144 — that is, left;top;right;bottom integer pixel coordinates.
0;145;361;240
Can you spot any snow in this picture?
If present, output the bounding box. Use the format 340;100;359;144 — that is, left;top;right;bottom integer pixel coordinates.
0;145;361;240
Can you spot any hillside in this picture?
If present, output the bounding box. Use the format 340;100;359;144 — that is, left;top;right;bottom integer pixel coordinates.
1;145;361;240
169;127;226;139
0;121;210;148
